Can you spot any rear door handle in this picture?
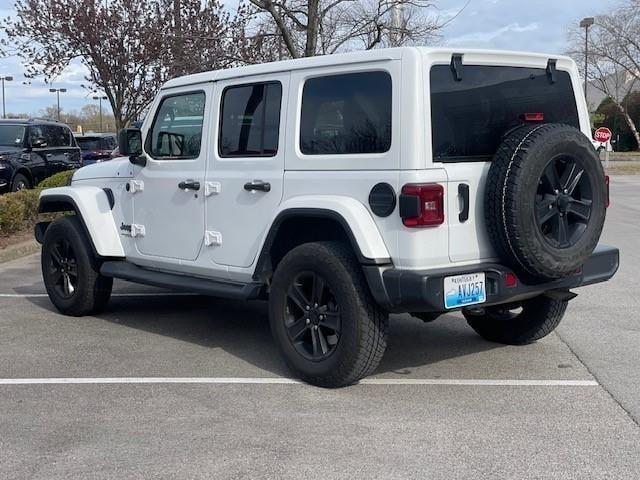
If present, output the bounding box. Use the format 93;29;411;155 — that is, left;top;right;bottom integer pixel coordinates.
458;183;470;222
244;180;271;192
178;179;200;191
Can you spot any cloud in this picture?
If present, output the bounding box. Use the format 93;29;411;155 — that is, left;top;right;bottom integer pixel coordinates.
448;22;540;46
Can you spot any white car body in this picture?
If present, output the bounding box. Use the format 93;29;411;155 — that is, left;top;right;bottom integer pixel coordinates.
41;47;592;284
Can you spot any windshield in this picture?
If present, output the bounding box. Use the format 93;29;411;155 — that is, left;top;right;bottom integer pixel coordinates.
0;125;25;147
76;137;101;151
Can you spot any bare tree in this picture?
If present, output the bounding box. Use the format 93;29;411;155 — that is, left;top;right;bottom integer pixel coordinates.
3;0;253;129
247;0;442;59
567;0;640;149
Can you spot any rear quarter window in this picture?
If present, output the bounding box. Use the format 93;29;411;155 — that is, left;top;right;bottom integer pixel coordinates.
430;65;580;162
300;71;392;155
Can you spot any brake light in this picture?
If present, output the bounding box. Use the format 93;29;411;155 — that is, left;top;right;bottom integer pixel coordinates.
400;183;444;227
521;112;544;122
605;175;610;208
504;272;518;288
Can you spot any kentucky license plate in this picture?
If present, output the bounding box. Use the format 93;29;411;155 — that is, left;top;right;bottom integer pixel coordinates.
443;273;486;309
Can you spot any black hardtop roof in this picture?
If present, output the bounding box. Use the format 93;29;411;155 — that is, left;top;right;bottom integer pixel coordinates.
0;117;68;126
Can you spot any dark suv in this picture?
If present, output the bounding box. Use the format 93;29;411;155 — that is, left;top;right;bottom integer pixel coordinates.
0;118;81;193
74;133;117;166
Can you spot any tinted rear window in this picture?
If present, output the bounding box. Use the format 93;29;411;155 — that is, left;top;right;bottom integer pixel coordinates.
430;65;579;162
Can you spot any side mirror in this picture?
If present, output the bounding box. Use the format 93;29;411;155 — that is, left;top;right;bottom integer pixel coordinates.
118;128;145;166
32;137;47;149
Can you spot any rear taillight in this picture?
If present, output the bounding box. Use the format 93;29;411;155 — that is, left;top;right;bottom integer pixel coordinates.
605;175;610;208
400;183;445;227
521;112;544;122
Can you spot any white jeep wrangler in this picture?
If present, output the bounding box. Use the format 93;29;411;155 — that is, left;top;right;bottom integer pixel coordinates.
36;48;619;387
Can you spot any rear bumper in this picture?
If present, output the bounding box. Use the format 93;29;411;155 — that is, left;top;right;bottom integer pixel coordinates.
364;245;619;313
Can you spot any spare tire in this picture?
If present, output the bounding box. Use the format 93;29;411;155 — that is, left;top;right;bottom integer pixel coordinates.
485;123;606;281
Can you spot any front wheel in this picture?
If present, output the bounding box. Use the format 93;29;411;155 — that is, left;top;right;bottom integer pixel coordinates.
463;295;567;345
11;173;30;192
269;241;388;388
42;216;113;316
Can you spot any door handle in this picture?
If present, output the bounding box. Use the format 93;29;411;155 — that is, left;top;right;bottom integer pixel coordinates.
458;183;470;223
244;180;271;192
178;179;200;191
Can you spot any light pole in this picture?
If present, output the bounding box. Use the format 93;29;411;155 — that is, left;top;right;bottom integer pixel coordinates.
49;88;67;121
580;17;595;107
0;76;13;119
92;95;108;132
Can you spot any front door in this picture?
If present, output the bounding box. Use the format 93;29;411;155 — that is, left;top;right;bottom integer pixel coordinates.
132;86;211;261
205;74;289;268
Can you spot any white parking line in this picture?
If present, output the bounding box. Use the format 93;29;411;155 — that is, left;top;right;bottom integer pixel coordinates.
0;377;599;386
0;293;199;298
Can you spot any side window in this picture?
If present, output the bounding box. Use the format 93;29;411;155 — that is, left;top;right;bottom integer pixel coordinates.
59;127;72;146
29;125;44;146
219;82;282;157
148;92;205;159
43;126;65;147
300;71;392;155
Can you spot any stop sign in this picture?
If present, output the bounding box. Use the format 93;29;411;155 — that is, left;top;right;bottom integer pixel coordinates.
594;127;612;143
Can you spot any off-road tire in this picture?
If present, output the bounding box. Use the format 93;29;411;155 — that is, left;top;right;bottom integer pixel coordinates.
42;216;112;316
463;295;567;345
269;241;388;388
11;173;30;192
485;123;607;281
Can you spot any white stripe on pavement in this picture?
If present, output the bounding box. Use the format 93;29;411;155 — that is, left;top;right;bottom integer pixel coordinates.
0;293;199;298
0;377;599;386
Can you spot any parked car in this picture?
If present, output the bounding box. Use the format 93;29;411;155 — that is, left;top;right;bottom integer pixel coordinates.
36;48;618;387
0;118;81;193
74;133;117;166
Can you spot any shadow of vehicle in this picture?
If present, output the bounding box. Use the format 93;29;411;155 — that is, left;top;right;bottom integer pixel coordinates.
21;281;499;379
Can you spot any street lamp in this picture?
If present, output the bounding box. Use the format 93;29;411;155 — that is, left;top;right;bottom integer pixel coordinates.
49;88;67;121
92;94;108;132
580;17;595;107
0;76;13;119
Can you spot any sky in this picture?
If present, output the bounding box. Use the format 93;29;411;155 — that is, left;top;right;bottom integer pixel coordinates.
0;0;620;117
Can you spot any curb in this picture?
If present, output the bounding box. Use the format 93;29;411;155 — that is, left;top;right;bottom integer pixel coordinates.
0;239;40;264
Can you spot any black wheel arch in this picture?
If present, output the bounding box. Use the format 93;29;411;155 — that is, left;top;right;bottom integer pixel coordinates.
253;208;391;283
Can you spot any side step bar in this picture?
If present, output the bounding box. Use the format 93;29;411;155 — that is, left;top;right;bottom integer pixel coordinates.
100;261;263;300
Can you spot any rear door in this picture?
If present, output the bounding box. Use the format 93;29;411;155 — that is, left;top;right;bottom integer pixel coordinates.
205;74;288;269
428;63;581;263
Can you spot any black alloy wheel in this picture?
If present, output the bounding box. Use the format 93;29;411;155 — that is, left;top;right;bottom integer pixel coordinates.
536;156;593;249
46;237;78;299
285;271;341;361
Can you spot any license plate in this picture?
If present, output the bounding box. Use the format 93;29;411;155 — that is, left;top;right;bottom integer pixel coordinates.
444;273;486;309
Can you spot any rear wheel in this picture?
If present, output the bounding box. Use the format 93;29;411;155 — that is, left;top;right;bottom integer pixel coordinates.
42;216;112;316
269;241;388;388
463;295;567;345
11;173;30;192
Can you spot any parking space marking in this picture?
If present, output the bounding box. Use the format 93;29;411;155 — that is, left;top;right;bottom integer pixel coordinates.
0;293;199;298
0;377;599;386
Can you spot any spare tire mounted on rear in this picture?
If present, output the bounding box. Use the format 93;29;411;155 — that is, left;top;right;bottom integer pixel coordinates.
485;123;607;281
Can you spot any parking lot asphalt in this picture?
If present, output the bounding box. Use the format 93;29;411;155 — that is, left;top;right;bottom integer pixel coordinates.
0;176;639;479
